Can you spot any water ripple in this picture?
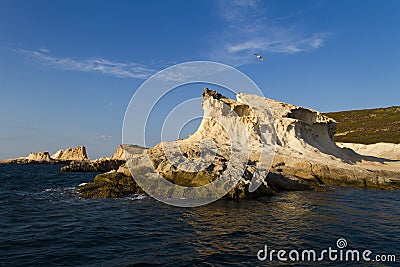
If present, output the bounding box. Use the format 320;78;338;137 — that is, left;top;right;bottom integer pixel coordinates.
0;165;399;266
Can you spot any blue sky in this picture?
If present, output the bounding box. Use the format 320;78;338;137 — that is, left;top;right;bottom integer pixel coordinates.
0;0;399;159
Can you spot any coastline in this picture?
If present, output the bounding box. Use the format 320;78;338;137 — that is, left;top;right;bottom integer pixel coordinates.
3;89;399;200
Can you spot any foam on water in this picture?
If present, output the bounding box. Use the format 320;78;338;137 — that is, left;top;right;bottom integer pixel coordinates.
125;194;147;200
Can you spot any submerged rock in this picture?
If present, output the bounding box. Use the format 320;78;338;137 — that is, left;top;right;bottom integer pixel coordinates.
79;88;400;199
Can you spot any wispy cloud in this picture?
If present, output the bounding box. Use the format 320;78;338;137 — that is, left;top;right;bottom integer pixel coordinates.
17;49;156;79
96;134;112;141
15;2;328;77
154;63;229;82
209;0;329;64
39;47;50;53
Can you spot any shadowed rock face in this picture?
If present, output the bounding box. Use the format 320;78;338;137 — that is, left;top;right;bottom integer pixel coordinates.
79;170;145;198
80;88;400;199
60;159;125;173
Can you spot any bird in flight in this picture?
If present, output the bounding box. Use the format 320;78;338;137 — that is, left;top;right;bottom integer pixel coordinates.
254;53;264;61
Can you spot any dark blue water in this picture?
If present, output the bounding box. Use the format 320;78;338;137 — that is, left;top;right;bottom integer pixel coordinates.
0;165;399;266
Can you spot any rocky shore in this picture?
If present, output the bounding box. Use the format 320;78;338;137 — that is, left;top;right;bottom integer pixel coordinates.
3;89;399;200
60;145;145;172
60;159;125;173
0;146;88;164
78;88;400;199
0;144;144;174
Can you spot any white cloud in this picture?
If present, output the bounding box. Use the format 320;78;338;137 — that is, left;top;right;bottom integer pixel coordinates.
210;0;330;64
227;33;328;54
17;49;156;79
39;47;50;53
232;0;257;8
311;38;324;48
219;0;261;25
96;134;112;141
226;40;267;53
153;63;229;82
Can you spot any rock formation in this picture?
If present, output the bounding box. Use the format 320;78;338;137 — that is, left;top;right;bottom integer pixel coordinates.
60;144;145;172
0;143;144;173
0;145;88;164
79;147;147;198
51;146;88;161
79;88;400;199
111;144;145;160
60;158;124;173
112;145;125;160
27;151;52;162
79;166;145;198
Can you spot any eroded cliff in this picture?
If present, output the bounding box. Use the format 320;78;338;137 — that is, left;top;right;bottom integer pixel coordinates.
78;88;400;198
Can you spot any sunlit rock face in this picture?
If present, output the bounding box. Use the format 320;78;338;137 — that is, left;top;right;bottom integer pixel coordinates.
60;144;146;172
79;88;400;199
111;145;126;160
51;146;88;161
27;151;52;162
1;145;89;164
337;142;400;161
111;144;146;160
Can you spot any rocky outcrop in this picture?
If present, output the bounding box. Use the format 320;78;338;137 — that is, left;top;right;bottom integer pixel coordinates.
27;151;52;162
78;146;148;197
0;146;89;164
112;145;125;160
111;144;146;160
51;146;88;161
264;96;400;190
1;151;54;164
60;144;145;172
79;166;145;198
77;88;400;199
60;159;124;173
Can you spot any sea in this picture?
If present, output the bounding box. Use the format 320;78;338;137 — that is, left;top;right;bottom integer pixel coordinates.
0;164;399;266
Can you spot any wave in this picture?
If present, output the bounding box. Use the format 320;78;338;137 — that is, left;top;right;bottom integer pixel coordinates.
125;194;147;200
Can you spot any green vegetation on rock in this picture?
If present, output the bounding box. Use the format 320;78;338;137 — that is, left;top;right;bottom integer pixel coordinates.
326;106;400;144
